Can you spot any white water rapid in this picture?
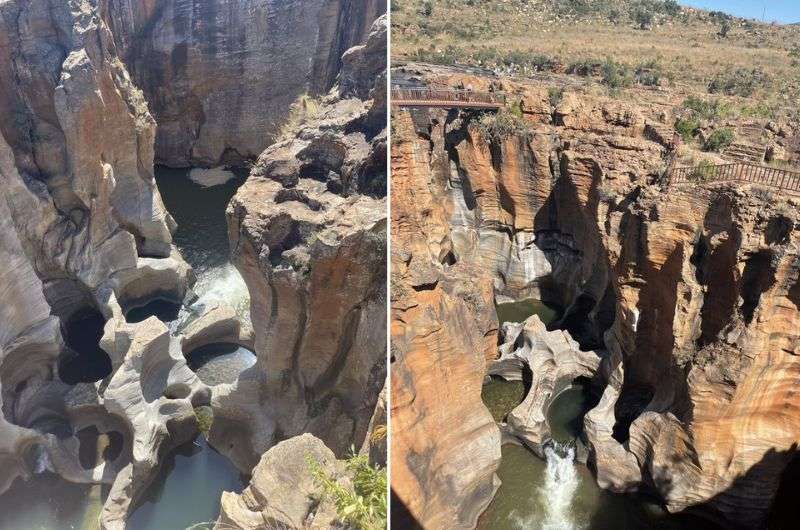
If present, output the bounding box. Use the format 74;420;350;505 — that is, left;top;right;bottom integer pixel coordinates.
171;262;251;334
538;442;581;530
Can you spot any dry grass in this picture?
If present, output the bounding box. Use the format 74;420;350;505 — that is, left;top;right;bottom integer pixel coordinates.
392;0;800;110
277;93;322;139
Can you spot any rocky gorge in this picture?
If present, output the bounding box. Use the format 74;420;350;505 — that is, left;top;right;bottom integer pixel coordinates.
390;63;800;530
0;0;387;528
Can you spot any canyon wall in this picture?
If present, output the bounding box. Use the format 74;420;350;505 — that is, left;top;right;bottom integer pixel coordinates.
1;1;386;528
391;64;800;529
103;0;385;167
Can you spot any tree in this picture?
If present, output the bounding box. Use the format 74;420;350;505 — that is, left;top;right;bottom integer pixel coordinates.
633;7;654;30
718;20;732;38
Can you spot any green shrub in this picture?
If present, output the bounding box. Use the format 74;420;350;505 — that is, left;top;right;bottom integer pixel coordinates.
410;45;459;65
682;97;732;120
704;128;735;152
548;87;565;107
718;20;732;38
601;58;634;88
739;102;776;119
633;7;654;29
675;118;700;141
475;109;532;142
194;406;213;436
708;68;770;97
567;58;601;76
309;452;387;530
635;59;665;86
418;0;434;17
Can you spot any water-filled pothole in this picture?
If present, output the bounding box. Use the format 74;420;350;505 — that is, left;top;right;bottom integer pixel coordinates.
480;299;721;530
58;307;112;385
126;435;246;530
124;298;183;324
496;298;560;328
76;426;124;470
185;342;257;385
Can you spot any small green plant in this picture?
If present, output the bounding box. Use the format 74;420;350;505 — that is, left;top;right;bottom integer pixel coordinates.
718;20;732;38
704;128;735;152
682;97;732;120
708;68;770;97
548;87;565;107
675;118;700;142
601;58;633;89
634;59;665;86
475;109;532;142
309;452;387;530
194;406;213;436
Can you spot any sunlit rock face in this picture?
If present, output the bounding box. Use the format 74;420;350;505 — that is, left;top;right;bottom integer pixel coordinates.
391;64;800;530
210;15;388;473
104;0;385;167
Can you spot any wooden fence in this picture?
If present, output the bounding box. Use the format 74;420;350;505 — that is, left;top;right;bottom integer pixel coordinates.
667;162;800;194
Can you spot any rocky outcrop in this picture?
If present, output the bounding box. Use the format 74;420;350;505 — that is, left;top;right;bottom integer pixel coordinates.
103;0;386;167
489;315;602;454
210;15;387;474
216;433;349;530
391;63;800;529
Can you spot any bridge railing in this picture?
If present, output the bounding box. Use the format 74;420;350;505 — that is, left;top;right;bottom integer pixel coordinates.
667;162;800;194
390;87;506;107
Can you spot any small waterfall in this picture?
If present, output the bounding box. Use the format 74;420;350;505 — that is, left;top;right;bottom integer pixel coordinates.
538;442;581;530
193;263;250;318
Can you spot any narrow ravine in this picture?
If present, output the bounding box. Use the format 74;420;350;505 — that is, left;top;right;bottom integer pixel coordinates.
152;166;252;327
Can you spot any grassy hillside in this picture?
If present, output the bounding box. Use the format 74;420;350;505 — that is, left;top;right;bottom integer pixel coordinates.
392;0;800;117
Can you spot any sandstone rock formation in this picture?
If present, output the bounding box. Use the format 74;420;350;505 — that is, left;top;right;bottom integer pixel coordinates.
0;1;193;516
209;15;388;475
390;108;501;530
391;63;800;529
216;433;350;530
103;0;386;167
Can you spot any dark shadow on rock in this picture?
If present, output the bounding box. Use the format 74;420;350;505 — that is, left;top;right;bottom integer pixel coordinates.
391;489;424;530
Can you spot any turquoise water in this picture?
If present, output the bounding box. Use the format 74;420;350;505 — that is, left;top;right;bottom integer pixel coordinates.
0;435;245;530
1;168;250;529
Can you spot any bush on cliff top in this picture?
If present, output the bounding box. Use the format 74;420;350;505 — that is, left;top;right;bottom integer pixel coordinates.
309;451;387;530
704;127;735;152
475;108;533;142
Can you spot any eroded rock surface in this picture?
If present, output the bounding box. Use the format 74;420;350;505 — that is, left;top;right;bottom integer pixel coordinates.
216;433;350;530
210;15;388;474
391;63;800;529
490;315;601;455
